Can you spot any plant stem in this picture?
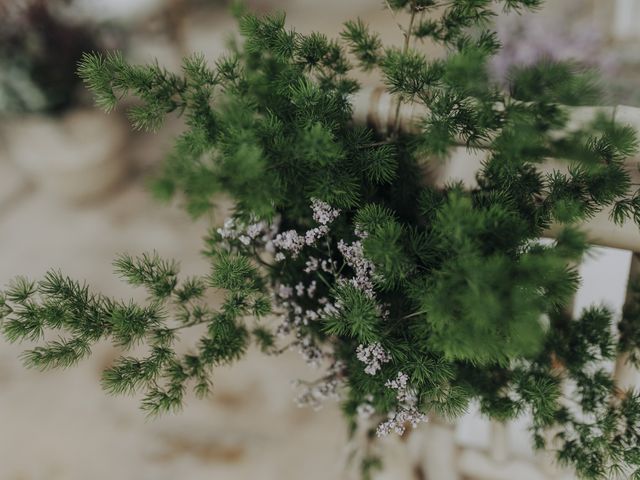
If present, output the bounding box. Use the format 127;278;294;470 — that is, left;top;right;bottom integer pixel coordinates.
316;271;334;290
383;0;407;34
392;1;418;136
401;309;427;320
252;246;274;269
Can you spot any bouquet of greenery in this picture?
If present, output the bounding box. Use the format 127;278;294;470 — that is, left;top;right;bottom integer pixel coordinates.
3;1;640;478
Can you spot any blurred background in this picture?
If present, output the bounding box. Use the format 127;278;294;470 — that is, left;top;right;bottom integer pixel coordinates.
0;1;638;479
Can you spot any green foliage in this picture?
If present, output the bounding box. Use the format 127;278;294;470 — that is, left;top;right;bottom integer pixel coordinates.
620;276;640;366
3;1;640;478
341;19;382;71
356;206;414;289
509;60;601;106
527;307;640;479
78;51;193;130
114;251;178;299
1;252;269;416
324;283;381;343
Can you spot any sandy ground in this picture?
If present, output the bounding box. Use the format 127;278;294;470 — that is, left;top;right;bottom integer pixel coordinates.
0;1;636;479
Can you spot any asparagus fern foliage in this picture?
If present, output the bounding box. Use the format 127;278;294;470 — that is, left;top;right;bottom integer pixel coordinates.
3;1;640;478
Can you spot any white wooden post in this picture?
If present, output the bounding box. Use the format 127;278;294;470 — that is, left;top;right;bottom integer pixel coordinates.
489;421;508;464
351;87;640;251
614;254;640;392
612;0;640;41
420;416;460;480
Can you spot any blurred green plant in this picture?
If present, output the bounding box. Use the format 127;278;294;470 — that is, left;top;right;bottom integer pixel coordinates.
0;0;99;114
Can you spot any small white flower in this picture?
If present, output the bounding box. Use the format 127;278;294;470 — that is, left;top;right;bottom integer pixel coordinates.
307;280;317;298
357;402;375;420
376;407;426;437
385;371;409;391
356;342;391;375
311;198;341;225
246;222;263;239
304;256;319;273
278;284;293;299
273;230;305;257
337;239;376;298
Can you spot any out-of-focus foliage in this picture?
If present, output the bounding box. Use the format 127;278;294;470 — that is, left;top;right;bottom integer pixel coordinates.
0;0;99;114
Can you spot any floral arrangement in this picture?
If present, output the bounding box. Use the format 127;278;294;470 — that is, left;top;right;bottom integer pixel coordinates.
2;1;640;478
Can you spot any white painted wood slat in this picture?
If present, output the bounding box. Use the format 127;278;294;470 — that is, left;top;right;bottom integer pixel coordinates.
351;87;640;252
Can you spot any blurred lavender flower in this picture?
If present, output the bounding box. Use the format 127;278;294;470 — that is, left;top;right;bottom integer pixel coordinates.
490;2;640;105
491;2;617;82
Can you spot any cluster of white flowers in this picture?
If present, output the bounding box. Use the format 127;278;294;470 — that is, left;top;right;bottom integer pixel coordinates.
272;198;341;261
272;229;306;258
385;371;416;403
311;197;341;225
275;283;324;328
354;224;368;239
376;406;427;437
318;296;341;317
293;360;345;410
304;256;319;273
307;280;317;298
305;226;329;245
277;284;294;300
356;394;376;420
266;199;402;422
376;371;427;437
270;199;346;369
356;342;391;375
385;371;408;391
271;200;390;380
217;217;275;247
337;239;376;298
217;201;423;432
304;255;337;274
273;281;332;368
294;377;341;410
297;335;324;367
